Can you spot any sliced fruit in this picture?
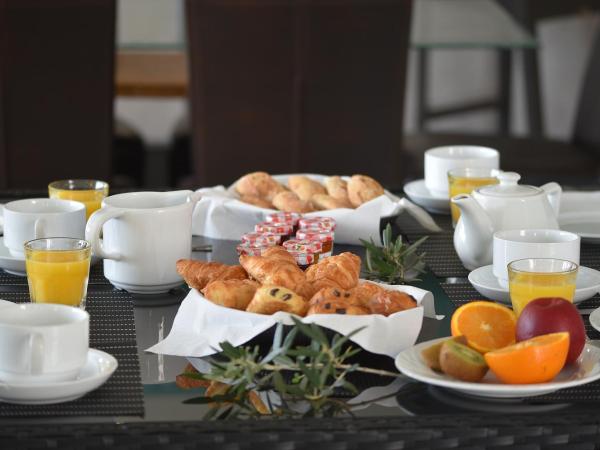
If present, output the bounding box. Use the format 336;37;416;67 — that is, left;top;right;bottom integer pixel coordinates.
439;340;488;382
484;332;569;384
451;301;517;353
421;336;468;371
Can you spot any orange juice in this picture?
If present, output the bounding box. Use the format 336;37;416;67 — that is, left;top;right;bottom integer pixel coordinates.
48;180;108;220
509;273;576;317
448;172;498;225
25;240;91;308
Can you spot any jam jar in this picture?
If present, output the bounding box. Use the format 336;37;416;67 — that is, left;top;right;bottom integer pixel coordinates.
296;229;334;258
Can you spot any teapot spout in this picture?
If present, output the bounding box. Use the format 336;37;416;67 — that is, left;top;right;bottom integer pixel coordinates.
451;194;495;270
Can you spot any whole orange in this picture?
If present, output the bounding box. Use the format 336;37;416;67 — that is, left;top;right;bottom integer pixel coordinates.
484;332;569;384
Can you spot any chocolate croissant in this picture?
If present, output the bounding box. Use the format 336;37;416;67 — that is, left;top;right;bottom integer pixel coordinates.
305;252;361;292
176;259;248;291
306;287;369;315
246;285;308;316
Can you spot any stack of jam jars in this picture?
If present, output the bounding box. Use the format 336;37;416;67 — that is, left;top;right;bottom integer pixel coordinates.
296;217;336;258
236;213;336;270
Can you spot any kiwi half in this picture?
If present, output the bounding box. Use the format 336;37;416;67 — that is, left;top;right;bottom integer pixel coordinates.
421;336;468;372
439;340;488;382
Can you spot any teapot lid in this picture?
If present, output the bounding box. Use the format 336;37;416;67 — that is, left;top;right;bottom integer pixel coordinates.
476;172;540;197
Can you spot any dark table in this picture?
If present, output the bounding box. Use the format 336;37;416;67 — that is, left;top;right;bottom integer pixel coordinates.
2;191;600;449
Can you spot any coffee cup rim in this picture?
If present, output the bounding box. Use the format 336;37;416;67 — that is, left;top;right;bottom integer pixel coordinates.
4;198;86;215
425;145;499;160
102;191;194;211
494;229;580;244
0;304;89;328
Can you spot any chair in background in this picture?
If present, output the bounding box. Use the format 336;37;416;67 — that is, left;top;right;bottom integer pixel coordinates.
402;12;600;187
0;0;144;189
184;0;413;190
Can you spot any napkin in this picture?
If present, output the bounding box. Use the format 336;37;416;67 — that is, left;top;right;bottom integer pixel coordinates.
191;174;440;245
147;281;438;359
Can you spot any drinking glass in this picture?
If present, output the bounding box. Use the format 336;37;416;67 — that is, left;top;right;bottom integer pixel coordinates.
448;168;499;226
25;238;91;309
48;179;109;220
508;258;578;317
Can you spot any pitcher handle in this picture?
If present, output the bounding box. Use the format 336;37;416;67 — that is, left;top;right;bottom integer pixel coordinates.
85;207;123;261
28;332;44;376
541;182;562;217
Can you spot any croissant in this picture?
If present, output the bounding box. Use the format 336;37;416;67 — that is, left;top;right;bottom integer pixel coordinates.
351;281;385;307
176;259;248;291
305;252;361;292
367;291;417;316
201;279;260;310
261;246;296;265
239;254;307;294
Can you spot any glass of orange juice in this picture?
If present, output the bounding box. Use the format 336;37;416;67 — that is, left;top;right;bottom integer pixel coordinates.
48;179;109;220
508;258;578;317
448;168;499;226
25;238;91;309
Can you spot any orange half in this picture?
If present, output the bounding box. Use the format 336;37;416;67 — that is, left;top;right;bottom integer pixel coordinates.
450;301;517;353
484;332;569;384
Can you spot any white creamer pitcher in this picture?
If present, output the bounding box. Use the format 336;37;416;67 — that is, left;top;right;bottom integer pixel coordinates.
85;191;201;294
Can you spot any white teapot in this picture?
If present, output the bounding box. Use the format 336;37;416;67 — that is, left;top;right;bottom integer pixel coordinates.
451;172;561;270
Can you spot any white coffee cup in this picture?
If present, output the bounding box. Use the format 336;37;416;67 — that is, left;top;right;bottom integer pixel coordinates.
3;198;86;258
85;190;201;294
424;146;500;196
0;304;89;384
493;229;581;288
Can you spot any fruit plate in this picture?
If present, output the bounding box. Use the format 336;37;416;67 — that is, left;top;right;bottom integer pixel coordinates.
395;337;600;398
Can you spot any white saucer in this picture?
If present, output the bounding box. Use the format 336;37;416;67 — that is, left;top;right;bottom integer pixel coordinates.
559;212;600;244
0;236;26;276
468;265;600;304
403;179;450;214
0;349;117;405
395;337;600;398
589;307;600;333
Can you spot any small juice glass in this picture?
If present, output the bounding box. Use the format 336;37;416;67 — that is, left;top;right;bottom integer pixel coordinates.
448;168;499;226
508;258;578;317
25;238;91;309
48;179;109;220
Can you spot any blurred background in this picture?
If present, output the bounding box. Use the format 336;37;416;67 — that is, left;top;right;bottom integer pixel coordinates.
1;0;600;190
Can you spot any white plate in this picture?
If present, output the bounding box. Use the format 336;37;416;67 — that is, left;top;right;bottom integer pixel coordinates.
590;307;600;333
403;179;450;214
0;349;117;404
0;299;15;309
395;337;600;398
559;211;600;244
468;265;600;304
0;236;26;276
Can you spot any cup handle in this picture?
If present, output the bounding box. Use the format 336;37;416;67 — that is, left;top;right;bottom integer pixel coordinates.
33;218;45;239
28;332;44;376
85;207;123;261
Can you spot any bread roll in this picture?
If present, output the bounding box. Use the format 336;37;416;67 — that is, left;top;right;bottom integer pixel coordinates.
324;176;351;205
272;191;314;213
236;172;286;201
347;174;384;207
288;175;327;202
311;194;352;210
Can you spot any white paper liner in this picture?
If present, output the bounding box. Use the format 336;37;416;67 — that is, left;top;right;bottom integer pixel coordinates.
191;174;440;245
147;280;437;359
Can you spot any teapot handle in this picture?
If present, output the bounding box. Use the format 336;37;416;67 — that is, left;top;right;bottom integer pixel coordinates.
541;182;562;216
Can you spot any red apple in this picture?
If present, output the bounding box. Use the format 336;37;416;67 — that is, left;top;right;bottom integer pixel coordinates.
516;298;586;364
